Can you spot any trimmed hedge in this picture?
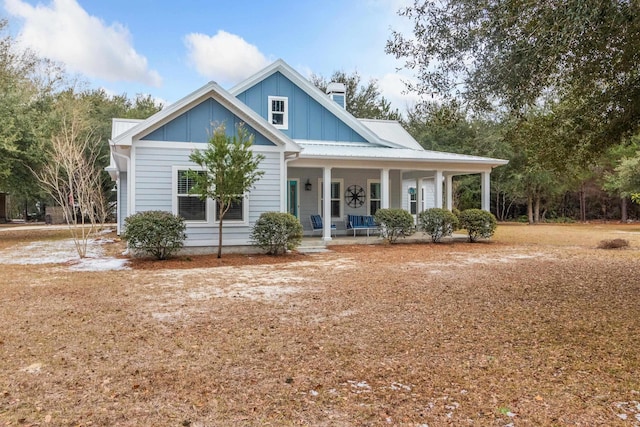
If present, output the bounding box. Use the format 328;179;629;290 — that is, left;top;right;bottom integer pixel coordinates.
459;209;497;242
123;210;186;259
374;208;415;244
418;208;459;242
250;212;303;255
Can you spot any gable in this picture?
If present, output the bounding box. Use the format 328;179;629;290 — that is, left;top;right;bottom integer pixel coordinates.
235;71;368;143
141;98;276;146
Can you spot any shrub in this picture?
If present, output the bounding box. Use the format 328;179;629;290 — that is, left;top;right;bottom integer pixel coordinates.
250;212;303;255
597;238;629;249
123;211;186;260
374;208;415;244
418;208;459;242
459;209;497;242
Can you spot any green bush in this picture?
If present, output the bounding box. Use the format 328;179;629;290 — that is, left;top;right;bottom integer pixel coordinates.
250;212;303;255
459;209;497;242
418;208;459;242
374;208;415;244
123;211;186;260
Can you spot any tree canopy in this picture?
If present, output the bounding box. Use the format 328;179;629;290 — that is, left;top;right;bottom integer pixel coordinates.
386;0;640;156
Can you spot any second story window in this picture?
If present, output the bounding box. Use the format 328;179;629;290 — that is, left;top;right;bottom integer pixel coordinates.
268;96;288;130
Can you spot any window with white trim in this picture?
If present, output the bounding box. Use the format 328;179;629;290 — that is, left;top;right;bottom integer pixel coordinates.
214;197;247;223
268;96;288;129
176;169;207;221
319;179;343;219
368;180;381;215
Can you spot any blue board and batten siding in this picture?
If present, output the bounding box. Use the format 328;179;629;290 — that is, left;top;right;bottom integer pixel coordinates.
236;72;368;142
141;98;275;146
133;146;282;246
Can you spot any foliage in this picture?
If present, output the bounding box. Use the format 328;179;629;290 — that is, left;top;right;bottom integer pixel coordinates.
311;70;400;120
188;123;265;258
386;1;640;155
459;209;497;242
374;208;415;244
597;238;629;250
123;211;186;260
418;208;459;242
250;212;303;255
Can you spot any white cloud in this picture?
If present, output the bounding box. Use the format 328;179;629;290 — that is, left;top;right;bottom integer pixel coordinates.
4;0;161;86
184;30;269;85
377;72;423;113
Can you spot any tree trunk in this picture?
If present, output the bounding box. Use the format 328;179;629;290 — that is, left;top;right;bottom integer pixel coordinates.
534;194;541;223
579;183;586;222
527;194;534;224
217;206;223;259
621;196;628;222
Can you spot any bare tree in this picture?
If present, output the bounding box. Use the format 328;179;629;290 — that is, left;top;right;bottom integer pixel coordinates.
34;92;105;258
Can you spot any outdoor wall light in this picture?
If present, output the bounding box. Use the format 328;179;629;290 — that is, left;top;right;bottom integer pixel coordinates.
305;179;312;191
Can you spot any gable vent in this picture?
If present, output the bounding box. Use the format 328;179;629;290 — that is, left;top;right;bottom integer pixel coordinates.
326;82;346;109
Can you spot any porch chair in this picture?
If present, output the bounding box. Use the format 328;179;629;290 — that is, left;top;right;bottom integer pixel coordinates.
310;214;336;237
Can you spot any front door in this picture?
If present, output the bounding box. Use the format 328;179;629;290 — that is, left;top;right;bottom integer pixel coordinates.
287;179;299;218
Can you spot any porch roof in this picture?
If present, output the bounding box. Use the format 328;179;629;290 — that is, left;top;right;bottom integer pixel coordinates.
295;141;508;167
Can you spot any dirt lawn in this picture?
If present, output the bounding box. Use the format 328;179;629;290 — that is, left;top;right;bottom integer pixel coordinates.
1;223;640;426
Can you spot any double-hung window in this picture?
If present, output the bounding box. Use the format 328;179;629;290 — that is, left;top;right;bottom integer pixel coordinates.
268;96;288;129
319;179;343;219
214;197;246;222
176;169;207;221
368;180;381;215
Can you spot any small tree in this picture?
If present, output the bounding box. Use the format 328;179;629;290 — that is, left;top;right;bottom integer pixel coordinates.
459;209;497;242
374;208;415;244
418;208;459;242
34;92;105;258
123;211;186;260
188;123;265;258
250;212;303;255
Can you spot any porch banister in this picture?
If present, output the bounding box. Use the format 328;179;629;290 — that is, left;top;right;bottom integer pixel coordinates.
481;171;491;211
435;170;443;208
381;168;390;209
322;167;333;241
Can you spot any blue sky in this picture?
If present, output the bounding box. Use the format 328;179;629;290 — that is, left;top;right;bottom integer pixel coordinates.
2;0;421;111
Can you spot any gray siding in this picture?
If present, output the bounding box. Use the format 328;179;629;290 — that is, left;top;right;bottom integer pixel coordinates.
119;172;128;228
134;146;281;246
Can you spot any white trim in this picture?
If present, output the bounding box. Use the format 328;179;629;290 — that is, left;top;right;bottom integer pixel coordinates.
134;139;284;152
172;166;214;225
130;145;136;214
268;96;288;130
318;177;344;221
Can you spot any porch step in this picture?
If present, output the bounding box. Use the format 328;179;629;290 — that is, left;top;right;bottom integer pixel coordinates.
297;238;330;253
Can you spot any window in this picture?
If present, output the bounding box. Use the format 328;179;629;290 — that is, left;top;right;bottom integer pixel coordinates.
319;179;343;219
368;180;381;215
177;170;207;221
214;198;245;222
268;96;288;129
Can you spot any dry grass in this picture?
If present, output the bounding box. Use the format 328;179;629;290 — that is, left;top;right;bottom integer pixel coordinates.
1;223;640;426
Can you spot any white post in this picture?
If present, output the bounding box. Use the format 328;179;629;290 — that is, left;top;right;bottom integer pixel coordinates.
481;171;491;212
380;168;390;209
323;166;333;241
445;174;453;211
416;177;423;214
435;170;443;208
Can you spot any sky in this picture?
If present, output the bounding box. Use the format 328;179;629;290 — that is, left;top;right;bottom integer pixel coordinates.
2;0;422;112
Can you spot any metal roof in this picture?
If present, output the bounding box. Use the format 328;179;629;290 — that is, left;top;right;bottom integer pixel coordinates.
295;141;508;166
358;119;423;150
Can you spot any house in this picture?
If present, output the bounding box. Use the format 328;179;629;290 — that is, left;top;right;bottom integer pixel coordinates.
107;59;507;251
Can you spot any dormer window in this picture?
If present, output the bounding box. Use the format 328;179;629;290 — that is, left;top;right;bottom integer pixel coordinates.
268;96;288;129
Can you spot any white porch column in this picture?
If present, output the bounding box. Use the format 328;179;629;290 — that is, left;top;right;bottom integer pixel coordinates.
380;168;390;209
481;170;491;212
322;166;333;241
435;170;443;208
445;174;453;211
416;177;423;214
